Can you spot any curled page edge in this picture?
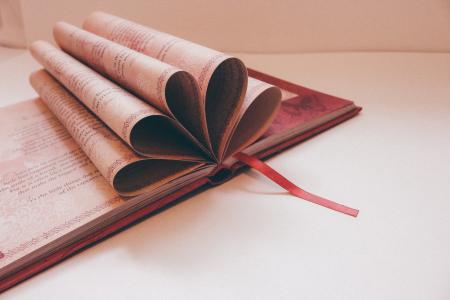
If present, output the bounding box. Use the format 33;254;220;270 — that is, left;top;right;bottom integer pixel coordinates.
223;78;282;159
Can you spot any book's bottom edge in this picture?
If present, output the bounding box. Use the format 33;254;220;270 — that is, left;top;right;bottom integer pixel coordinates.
0;106;361;293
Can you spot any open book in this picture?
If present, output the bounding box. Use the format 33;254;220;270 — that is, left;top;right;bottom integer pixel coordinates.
0;12;361;291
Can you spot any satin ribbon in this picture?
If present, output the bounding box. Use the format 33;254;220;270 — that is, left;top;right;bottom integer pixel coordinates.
234;152;359;217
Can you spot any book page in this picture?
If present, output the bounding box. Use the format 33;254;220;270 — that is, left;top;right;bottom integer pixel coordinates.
0;98;123;275
30;70;204;196
224;78;281;157
30;40;205;161
83;11;248;159
53;22;210;149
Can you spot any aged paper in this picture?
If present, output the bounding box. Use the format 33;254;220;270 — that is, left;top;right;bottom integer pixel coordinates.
53;22;210;147
0;98;123;273
225;78;281;157
30;40;204;161
83;12;248;158
30;70;203;196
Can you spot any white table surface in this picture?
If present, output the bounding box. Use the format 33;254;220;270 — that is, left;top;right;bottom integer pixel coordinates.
1;47;449;300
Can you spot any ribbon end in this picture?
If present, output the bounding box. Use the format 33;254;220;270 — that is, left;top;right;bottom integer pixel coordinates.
234;152;360;218
343;207;359;218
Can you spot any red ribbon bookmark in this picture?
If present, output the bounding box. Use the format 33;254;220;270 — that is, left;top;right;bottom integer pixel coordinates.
234;152;359;217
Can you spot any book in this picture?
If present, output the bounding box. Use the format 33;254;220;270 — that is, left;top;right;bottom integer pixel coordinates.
0;12;361;291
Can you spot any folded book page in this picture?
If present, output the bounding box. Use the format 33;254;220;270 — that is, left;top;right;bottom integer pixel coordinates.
83;11;248;159
224;77;281;157
30;40;205;161
30;70;203;196
53;22;210;150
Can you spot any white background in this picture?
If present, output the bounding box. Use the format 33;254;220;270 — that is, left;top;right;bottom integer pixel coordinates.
2;0;450;52
1;47;449;299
